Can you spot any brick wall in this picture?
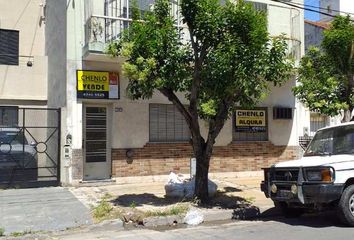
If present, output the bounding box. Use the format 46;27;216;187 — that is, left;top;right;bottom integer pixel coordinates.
112;142;301;177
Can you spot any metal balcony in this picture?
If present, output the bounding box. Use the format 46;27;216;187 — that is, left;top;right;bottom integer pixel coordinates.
82;15;131;61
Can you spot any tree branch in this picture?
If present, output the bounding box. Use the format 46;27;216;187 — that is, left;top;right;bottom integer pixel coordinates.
159;87;204;148
159;88;192;124
205;98;231;157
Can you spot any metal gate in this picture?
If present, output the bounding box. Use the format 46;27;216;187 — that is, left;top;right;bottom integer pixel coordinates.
0;107;60;188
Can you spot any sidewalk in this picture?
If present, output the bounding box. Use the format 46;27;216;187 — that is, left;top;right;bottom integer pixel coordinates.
0;187;92;235
0;173;275;238
69;172;275;224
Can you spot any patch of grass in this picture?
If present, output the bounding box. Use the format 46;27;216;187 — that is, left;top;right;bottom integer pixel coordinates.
102;192;114;200
92;198;125;223
244;196;256;204
0;227;4;236
129;201;137;209
144;204;190;218
10;230;34;237
10;232;23;237
92;199;113;221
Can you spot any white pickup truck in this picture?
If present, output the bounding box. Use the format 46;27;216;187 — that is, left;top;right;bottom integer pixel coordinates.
261;122;354;226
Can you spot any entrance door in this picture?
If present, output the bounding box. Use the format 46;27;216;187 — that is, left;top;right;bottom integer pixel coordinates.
83;106;111;180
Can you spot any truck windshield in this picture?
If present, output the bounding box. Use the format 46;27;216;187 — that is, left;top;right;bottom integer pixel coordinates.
305;125;354;156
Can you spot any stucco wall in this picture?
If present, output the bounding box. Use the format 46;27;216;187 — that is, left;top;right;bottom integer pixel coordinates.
46;0;67;108
305;23;325;53
67;1;306;147
63;0;307;183
0;0;47;101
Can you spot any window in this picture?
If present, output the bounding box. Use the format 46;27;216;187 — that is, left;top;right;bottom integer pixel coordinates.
0;106;18;126
0;29;19;65
233;108;268;141
149;104;190;142
245;1;267;12
310;113;327;136
273;107;293;119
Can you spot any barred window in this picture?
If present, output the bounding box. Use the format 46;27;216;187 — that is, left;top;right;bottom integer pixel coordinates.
0;106;18;126
0;29;19;65
149;104;190;142
233;108;268;141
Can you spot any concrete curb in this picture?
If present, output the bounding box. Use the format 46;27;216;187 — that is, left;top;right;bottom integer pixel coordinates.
87;219;124;231
141;205;267;228
143;215;184;227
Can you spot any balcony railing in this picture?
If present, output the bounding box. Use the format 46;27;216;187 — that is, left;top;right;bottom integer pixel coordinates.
83;5;302;62
83;15;132;57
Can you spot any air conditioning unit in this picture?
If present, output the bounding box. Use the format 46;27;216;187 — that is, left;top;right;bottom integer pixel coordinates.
273;107;293;120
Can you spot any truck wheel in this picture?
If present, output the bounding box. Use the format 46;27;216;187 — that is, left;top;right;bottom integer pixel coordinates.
274;201;304;218
338;185;354;226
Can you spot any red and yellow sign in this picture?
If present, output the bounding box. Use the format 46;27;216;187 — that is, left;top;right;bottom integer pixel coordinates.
77;70;119;99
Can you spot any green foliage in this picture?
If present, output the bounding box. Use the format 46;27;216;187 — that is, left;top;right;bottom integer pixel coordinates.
107;0;292;201
107;0;291;117
0;227;4;236
294;15;354;120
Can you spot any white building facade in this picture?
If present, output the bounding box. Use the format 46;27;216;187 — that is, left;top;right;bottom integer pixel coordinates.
46;0;308;185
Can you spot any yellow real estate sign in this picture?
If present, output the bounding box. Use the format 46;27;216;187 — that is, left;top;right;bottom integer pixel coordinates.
235;109;266;132
77;70;119;99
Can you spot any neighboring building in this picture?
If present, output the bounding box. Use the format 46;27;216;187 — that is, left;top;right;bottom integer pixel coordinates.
320;0;354;22
304;20;341;135
0;0;60;187
0;0;47;109
305;9;345;135
45;0;308;185
304;20;330;53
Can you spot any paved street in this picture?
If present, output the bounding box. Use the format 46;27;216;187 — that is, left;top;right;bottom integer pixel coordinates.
0;187;92;234
11;211;352;240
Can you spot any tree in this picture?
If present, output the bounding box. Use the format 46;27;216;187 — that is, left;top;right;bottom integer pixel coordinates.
107;0;292;203
293;16;354;122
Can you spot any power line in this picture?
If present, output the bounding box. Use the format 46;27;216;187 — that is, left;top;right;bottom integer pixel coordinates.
271;0;354;22
287;0;354;16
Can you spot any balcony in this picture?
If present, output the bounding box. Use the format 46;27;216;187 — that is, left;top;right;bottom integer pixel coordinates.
82;2;302;63
83;15;131;62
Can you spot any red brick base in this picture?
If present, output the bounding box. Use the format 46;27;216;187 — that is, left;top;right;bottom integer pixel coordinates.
111;142;301;177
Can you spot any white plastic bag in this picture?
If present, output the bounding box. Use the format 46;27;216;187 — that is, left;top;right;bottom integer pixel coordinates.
167;172;183;184
184;178;218;198
165;172;218;198
183;209;204;225
165;183;185;198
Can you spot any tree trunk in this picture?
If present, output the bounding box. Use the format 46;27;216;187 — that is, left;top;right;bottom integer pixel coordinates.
194;149;211;204
342;108;352;122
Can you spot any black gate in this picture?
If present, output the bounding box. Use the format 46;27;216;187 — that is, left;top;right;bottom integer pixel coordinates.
0;107;60;188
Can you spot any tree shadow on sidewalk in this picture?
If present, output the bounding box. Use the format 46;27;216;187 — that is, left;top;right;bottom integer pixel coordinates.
111;193;183;207
111;187;249;209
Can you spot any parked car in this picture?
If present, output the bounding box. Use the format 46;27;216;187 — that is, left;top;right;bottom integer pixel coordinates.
261;122;354;226
0;128;38;182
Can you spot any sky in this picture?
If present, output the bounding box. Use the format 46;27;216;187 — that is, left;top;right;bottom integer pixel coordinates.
304;0;320;21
